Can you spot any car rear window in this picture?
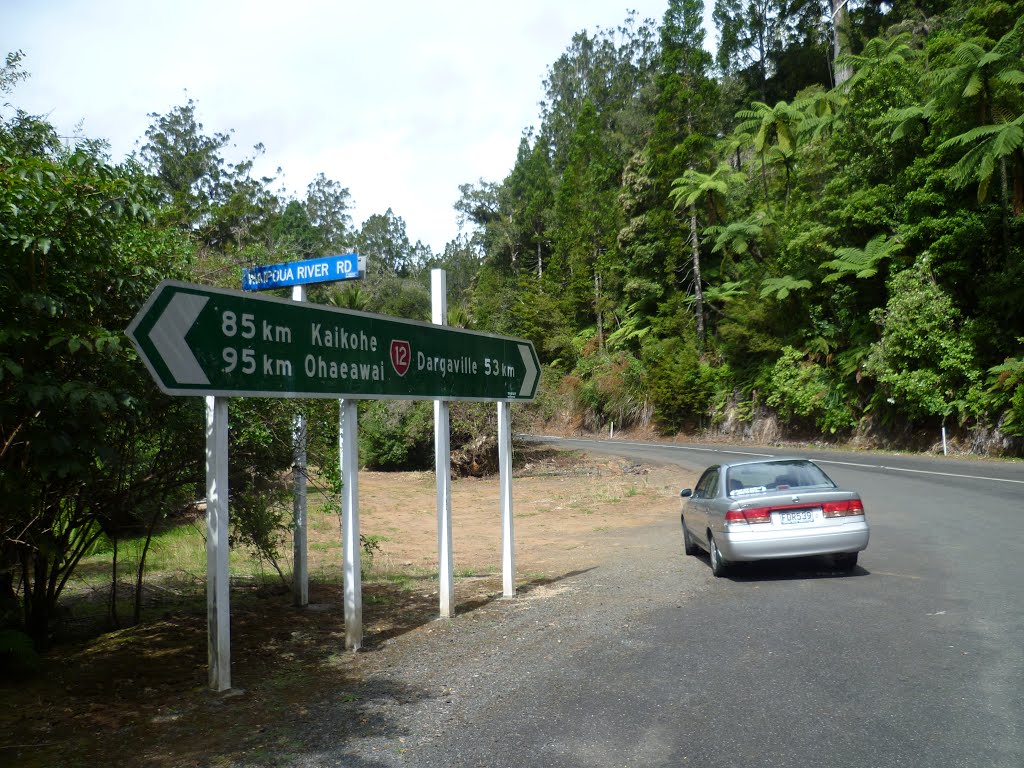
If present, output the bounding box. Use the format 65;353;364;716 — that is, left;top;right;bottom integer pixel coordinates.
725;461;836;496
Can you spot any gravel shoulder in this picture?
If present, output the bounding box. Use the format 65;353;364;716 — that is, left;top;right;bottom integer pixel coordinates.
288;490;695;768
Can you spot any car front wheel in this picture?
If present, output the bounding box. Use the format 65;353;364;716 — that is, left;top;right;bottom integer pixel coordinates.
708;534;730;577
681;515;700;556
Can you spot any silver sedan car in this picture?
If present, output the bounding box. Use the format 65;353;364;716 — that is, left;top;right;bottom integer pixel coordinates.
680;458;869;576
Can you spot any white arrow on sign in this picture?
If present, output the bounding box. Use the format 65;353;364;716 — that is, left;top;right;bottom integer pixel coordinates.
518;343;538;397
149;292;210;385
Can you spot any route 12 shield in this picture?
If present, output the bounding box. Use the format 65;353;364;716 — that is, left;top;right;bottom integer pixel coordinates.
390;340;411;377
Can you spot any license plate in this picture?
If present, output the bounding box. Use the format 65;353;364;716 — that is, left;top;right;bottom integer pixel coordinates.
780;510;814;524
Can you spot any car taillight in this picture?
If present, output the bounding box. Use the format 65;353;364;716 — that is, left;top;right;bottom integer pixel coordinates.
725;507;773;524
822;499;864;518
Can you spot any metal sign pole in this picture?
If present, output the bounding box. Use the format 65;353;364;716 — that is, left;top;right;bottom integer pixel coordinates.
341;398;362;649
291;284;309;607
432;270;454;618
205;396;231;691
498;401;516;597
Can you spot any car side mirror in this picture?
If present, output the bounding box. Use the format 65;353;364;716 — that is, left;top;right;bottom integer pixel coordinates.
680;488;692;498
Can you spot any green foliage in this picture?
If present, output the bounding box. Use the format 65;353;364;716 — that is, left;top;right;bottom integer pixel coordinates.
822;234;904;282
642;336;713;433
229;485;291;580
864;260;983;423
453;5;1024;450
303;172;353;252
1;51;28;94
763;347;857;434
592;352;651;429
0;106;206;642
759;274;812;300
986;341;1024;435
224;398;296;578
0;628;40;679
359;400;434;470
939;115;1024;208
523;366;574;426
471;266;571;366
449;401;497;449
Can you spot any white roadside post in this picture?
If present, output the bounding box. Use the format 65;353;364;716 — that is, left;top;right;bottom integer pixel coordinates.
291;284;309;607
205;396;231;692
432;269;455;618
341;398;362;649
498;401;516;597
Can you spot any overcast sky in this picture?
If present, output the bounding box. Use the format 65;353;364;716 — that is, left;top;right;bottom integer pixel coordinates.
3;1;719;254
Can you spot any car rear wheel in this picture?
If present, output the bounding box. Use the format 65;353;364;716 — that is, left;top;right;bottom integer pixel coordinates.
708;533;730;577
833;552;858;572
681;515;700;556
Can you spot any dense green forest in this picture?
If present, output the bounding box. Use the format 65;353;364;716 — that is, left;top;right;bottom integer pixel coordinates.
464;0;1024;454
3;0;1024;646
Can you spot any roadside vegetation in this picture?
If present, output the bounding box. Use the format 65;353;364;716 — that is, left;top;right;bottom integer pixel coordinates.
3;0;1024;675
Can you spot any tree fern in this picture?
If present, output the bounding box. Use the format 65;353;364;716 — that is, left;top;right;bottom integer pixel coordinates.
759;275;812;300
822;234;904;283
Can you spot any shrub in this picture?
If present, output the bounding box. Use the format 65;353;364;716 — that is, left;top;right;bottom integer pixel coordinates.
986;343;1024;437
864;260;982;424
359;400;434;470
642;337;713;434
0;629;40;679
763;347;856;434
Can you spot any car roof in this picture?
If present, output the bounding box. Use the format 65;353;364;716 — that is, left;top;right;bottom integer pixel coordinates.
715;457;813;471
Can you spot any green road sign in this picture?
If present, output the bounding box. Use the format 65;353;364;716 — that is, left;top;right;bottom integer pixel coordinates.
127;281;540;401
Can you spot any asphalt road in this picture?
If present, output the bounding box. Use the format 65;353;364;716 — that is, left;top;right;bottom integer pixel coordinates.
304;438;1024;768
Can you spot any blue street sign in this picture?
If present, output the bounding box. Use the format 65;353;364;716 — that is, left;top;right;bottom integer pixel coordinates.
242;253;365;291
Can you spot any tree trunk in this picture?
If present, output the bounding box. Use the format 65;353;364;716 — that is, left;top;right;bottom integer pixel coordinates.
27;552;49;646
133;510;161;624
689;202;705;347
109;538;120;629
759;153;772;215
831;0;853;86
1014;157;1023;217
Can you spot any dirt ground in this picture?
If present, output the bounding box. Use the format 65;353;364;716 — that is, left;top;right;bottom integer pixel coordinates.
1;447;696;768
350;448;688;576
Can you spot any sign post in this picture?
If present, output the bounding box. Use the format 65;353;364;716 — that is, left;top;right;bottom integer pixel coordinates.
498;400;515;598
290;285;309;607
341;400;361;650
432;270;454;618
205;396;231;692
128;279;540;687
242;254;364;610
